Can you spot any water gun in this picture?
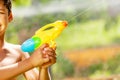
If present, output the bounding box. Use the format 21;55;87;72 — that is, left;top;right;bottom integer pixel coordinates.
21;20;68;52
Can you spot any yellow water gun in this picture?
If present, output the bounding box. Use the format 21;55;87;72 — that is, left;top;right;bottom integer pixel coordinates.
21;20;68;52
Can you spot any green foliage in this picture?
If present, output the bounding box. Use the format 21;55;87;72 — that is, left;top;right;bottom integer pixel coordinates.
52;50;74;79
67;54;120;78
13;0;32;7
12;0;52;7
5;25;19;44
86;54;120;78
106;54;120;74
39;0;51;4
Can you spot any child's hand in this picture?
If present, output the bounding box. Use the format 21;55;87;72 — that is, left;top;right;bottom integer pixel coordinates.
29;44;53;67
41;44;56;69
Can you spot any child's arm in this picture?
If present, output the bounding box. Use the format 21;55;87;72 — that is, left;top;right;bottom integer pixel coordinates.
0;44;49;80
39;68;51;80
39;44;56;80
23;68;39;80
22;43;56;80
0;57;34;79
21;51;39;80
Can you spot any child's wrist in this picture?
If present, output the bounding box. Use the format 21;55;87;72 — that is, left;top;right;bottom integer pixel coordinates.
27;58;35;67
28;57;40;67
41;66;48;70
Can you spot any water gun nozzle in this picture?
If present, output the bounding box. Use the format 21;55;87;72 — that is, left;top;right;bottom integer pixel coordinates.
62;21;68;27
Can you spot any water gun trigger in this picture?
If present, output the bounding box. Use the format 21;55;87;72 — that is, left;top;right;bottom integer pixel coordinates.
49;40;56;49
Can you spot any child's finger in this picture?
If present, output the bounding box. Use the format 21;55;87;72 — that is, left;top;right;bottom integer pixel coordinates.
52;45;57;50
40;43;49;50
43;52;56;58
44;46;55;53
48;52;56;56
44;47;53;52
49;56;56;63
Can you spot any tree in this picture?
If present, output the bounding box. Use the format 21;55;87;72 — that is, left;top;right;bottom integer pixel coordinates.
12;0;51;7
13;0;32;7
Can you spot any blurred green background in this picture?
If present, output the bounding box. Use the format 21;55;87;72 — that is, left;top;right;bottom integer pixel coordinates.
6;0;120;80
